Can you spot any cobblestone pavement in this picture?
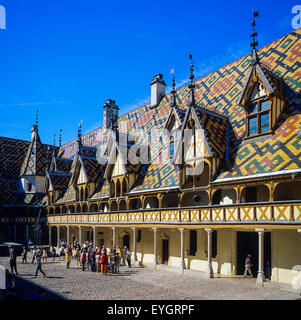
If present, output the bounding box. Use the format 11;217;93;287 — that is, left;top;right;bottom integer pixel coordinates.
0;255;299;300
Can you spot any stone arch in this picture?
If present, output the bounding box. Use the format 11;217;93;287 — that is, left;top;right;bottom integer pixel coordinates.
119;231;130;249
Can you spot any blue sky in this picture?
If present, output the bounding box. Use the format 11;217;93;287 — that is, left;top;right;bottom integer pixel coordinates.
0;0;297;145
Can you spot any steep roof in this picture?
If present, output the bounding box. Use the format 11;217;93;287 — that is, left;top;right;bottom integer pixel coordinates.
56;29;301;191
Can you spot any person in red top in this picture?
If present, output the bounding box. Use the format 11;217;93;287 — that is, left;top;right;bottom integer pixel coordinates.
101;252;108;275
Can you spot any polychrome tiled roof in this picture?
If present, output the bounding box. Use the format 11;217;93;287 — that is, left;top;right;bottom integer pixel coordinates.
56;29;301;192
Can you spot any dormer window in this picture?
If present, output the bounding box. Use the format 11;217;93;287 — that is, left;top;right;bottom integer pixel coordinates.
247;98;271;137
169;133;175;158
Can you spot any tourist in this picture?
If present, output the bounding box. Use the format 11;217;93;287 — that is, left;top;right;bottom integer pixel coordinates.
28;238;33;247
116;251;121;273
74;247;80;266
33;251;46;278
9;246;18;275
89;249;96;272
126;248;132;268
31;246;37;264
244;254;253;277
108;248;112;265
51;246;56;261
21;246;27;264
101;251;108;275
66;249;71;269
86;249;90;270
80;249;86;271
95;248;101;272
42;248;48;263
122;246;127;264
111;251;118;274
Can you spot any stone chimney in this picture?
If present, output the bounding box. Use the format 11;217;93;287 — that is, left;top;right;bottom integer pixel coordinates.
103;99;119;130
150;74;166;108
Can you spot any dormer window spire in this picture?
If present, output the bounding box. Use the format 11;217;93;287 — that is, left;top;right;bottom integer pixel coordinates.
170;67;177;108
250;10;260;65
77;121;83;154
59;129;62;147
188;53;196;107
35;108;39;133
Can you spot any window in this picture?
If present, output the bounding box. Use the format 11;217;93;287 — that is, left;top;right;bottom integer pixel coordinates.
247;99;271;137
170;134;175;157
189;230;197;256
27;183;32;192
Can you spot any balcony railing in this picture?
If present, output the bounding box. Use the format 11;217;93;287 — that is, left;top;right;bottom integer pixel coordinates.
47;201;301;225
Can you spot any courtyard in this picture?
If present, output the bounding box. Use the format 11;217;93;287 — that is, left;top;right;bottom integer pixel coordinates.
0;254;299;300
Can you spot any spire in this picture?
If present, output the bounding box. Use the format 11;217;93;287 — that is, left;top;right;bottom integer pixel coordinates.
188;53;196;107
170;66;177;107
59;129;62;147
250;9;260;65
53;134;56;146
77;121;82;154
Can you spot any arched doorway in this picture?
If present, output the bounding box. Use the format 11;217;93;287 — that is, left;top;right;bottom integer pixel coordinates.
119;231;130;250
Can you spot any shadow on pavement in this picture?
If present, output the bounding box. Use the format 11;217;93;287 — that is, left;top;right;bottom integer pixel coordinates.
14;275;66;300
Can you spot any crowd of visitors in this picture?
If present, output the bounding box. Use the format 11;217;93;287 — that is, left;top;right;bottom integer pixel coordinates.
57;239;133;275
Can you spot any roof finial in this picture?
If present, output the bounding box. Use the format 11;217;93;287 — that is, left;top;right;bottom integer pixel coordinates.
188;53;196;107
170;66;177;107
35;108;39;133
250;9;260;65
77;120;83;154
53;134;56;146
59;129;62;147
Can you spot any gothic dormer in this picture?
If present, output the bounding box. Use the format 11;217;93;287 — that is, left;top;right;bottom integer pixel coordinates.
237;11;288;138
